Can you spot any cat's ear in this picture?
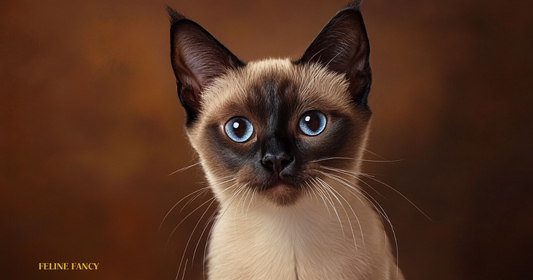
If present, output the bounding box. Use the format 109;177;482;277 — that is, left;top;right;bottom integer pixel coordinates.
296;2;371;106
167;7;245;126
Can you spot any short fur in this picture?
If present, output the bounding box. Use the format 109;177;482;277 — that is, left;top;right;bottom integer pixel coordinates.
168;1;404;279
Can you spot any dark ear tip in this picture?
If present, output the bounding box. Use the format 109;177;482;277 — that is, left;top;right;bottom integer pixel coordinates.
345;0;363;10
165;5;187;24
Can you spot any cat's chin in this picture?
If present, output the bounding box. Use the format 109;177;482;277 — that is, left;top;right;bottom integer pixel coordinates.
262;181;301;206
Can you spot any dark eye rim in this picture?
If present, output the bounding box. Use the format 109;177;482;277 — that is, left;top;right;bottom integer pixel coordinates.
224;116;254;143
298;110;327;136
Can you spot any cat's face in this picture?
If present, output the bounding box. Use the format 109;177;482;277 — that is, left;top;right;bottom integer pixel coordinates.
168;5;372;206
189;60;371;205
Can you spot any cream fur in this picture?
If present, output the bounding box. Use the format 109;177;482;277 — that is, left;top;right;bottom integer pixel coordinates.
207;180;402;280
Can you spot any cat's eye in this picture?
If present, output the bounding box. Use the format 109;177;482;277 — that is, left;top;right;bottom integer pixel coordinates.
299;111;327;136
224;117;254;143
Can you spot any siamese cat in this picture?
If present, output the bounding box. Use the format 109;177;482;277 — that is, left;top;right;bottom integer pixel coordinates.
167;1;404;279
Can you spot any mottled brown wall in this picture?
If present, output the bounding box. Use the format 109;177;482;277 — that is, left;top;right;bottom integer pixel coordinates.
1;0;532;279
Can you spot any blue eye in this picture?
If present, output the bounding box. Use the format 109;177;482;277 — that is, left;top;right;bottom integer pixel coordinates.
224;117;254;143
299;111;327;136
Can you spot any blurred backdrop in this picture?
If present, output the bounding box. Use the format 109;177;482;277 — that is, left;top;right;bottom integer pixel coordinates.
1;0;532;279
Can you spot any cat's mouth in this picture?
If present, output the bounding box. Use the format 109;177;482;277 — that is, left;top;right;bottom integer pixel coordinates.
261;179;301;206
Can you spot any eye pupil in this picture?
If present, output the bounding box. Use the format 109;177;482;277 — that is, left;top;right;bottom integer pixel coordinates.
225;117;253;142
299;111;326;136
232;120;245;138
303;114;319;131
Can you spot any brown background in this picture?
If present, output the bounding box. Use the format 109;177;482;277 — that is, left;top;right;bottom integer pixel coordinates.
1;0;532;279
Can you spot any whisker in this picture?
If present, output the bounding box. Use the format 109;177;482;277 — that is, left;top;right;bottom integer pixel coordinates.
360;159;403;163
306;180;331;218
317;169;395;244
313;177;345;237
181;178;237;215
235;185;250;226
211;174;237;184
160;177;237;233
178;187;210;214
319;167;388;207
358;173;432;222
361;148;405;163
167;183;239;248
168;162;201;176
202;183;249;278
317;169;400;274
320;166;370;177
176;197;217;279
245;187;257;218
312;156;355;163
191;206;219;267
175;182;243;279
159;186;210;233
316;177;361;250
313;156;401;163
176;258;188;280
362;148;390;161
321;166;385;199
317;171;365;204
238;186;252;217
320;170;390;222
317;171;400;252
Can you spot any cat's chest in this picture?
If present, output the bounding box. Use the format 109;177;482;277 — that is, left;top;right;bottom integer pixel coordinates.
207;199;373;280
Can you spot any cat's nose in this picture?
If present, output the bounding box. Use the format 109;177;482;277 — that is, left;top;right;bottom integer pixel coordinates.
261;153;293;175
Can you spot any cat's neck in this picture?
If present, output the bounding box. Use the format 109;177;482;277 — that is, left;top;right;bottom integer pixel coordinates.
207;179;400;280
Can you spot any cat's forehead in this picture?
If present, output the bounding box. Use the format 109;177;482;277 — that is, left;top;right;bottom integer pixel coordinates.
200;58;353;119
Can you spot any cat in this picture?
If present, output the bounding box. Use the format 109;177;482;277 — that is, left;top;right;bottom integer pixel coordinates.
167;1;405;279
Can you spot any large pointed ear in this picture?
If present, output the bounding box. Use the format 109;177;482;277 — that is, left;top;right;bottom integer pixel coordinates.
296;2;371;107
167;7;245;126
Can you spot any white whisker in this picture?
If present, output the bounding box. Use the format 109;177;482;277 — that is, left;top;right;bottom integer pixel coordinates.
306;180;331;218
176;258;188;280
245;187;257;218
316;177;361;250
159;186;210;233
230;184;249;228
312;156;356;163
321;166;387;199
203;183;249;278
358;173;432;222
317;168;401;273
360;159;403;163
168;162;201;176
191;205;219;267
160;177;238;234
313;177;345;237
175;181;245;279
175;196;218;277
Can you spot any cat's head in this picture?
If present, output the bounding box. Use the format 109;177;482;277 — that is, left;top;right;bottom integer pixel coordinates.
168;2;372;206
